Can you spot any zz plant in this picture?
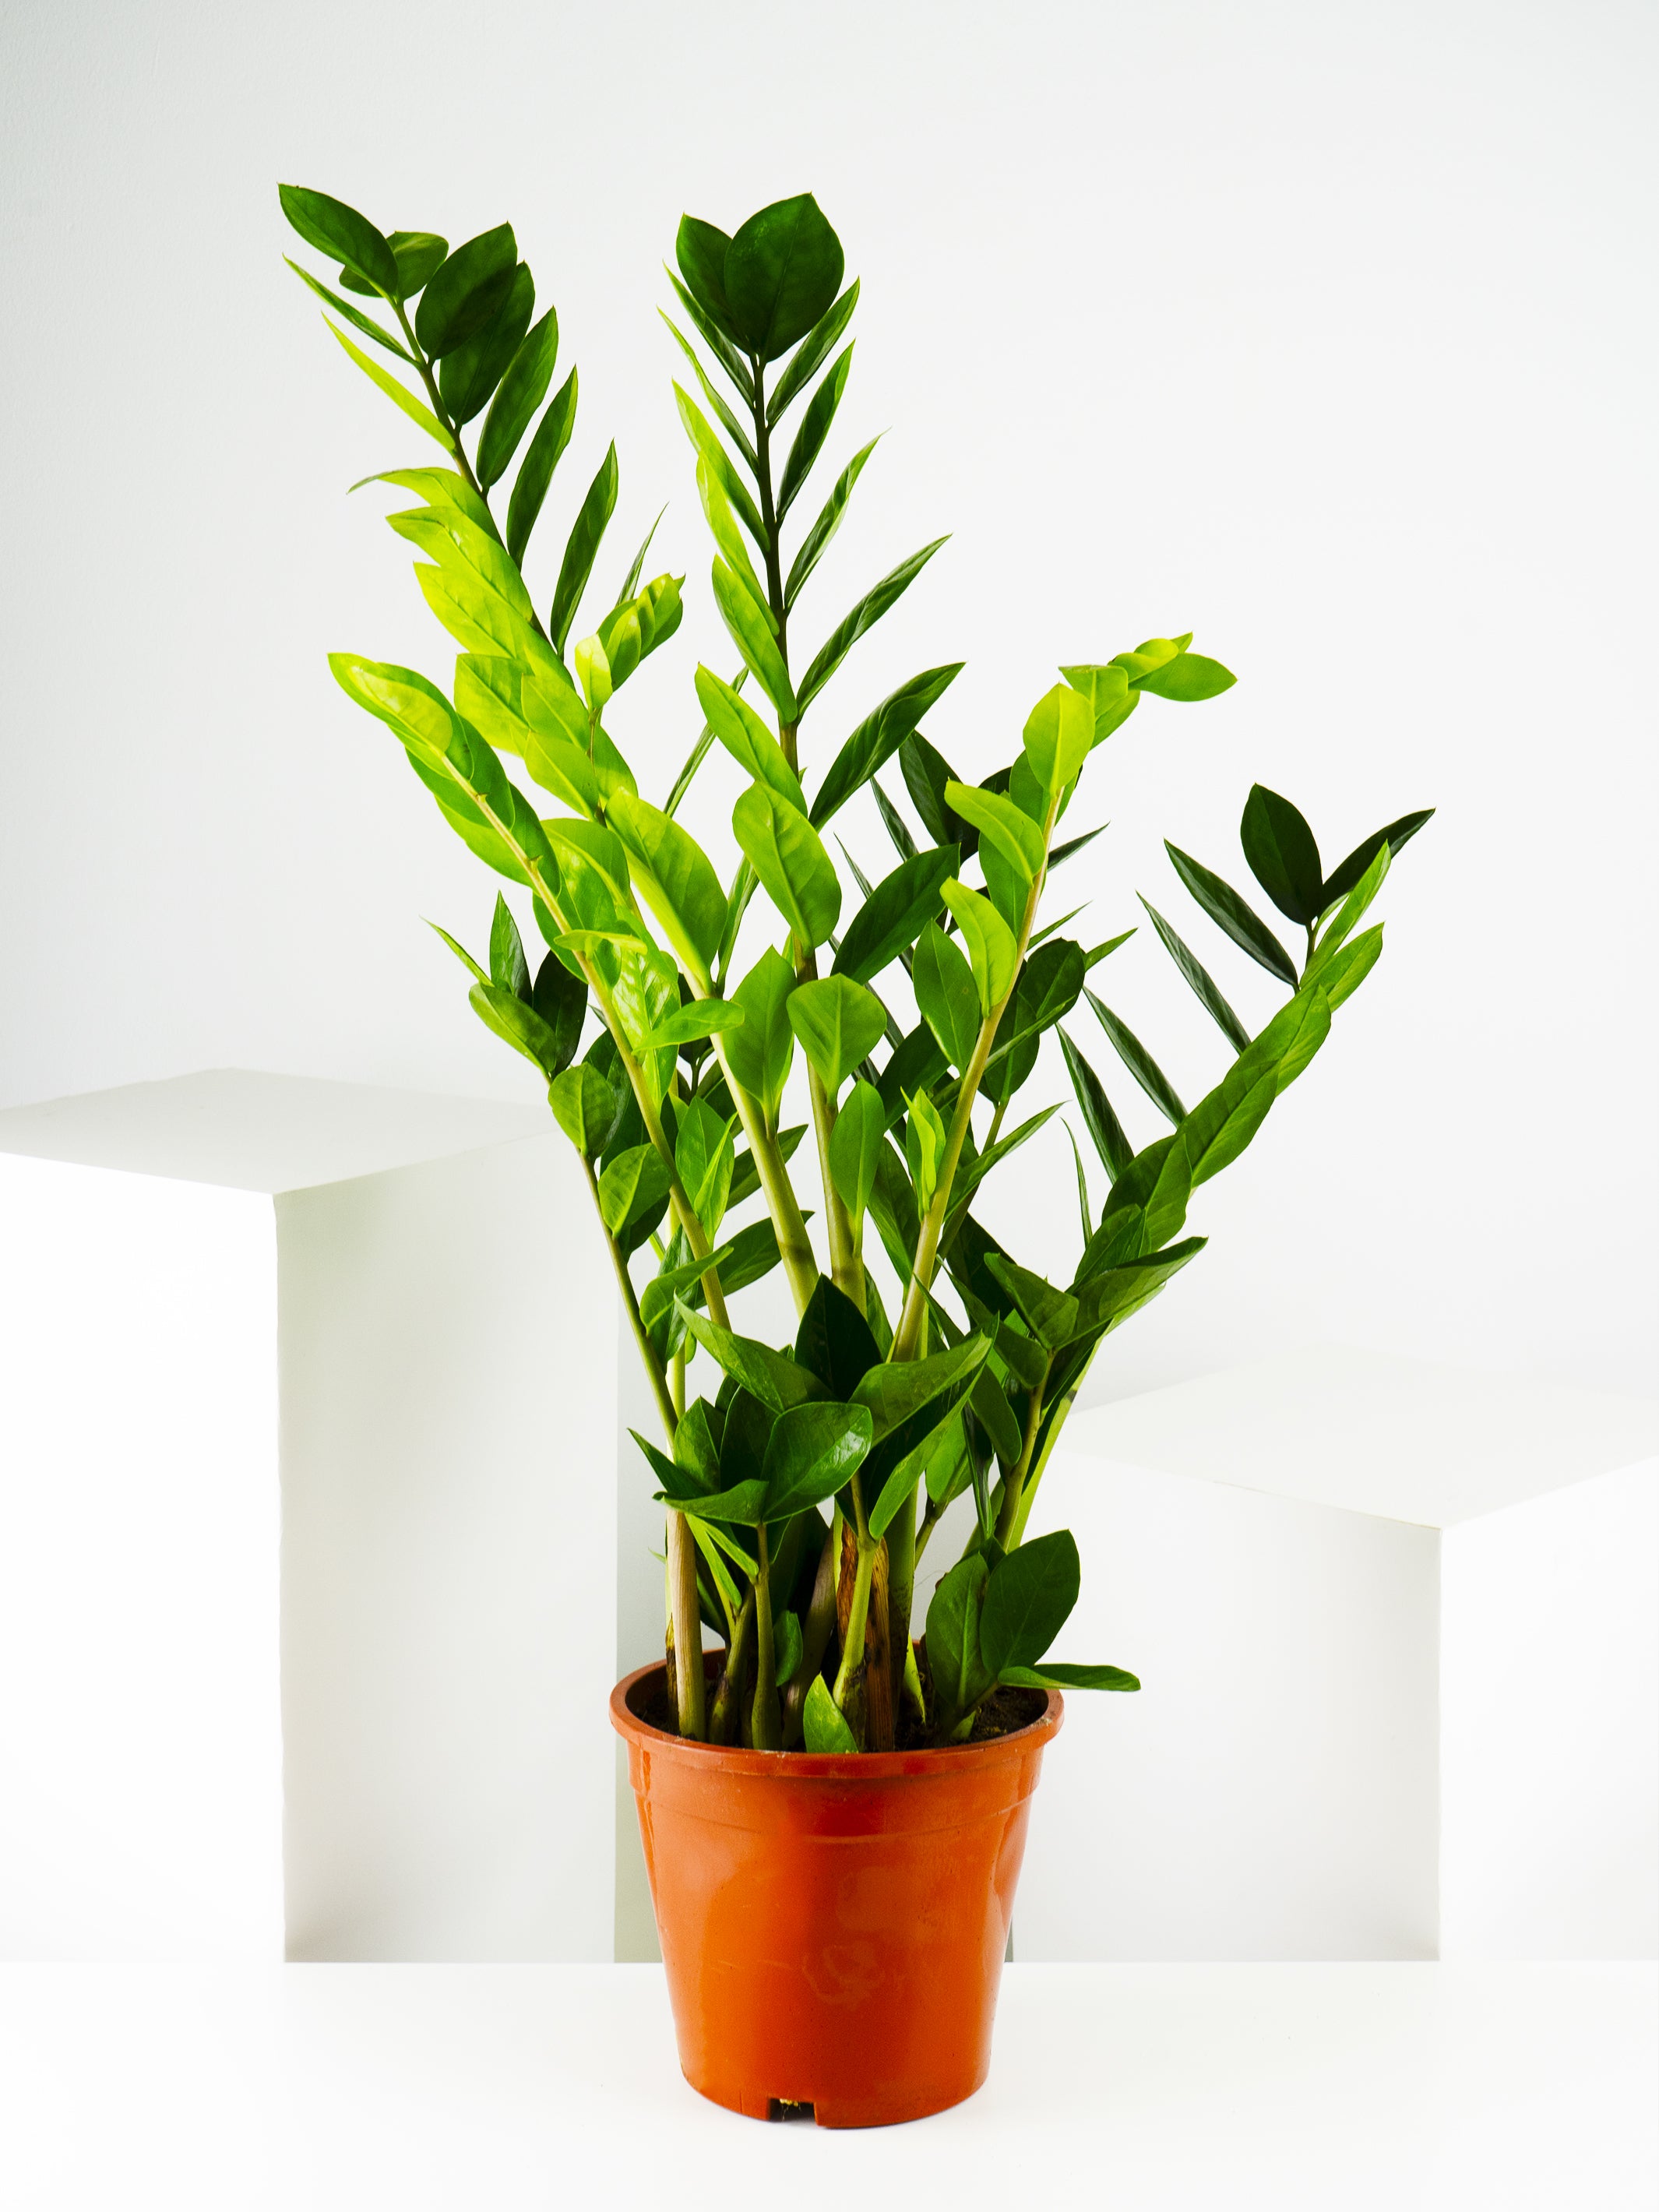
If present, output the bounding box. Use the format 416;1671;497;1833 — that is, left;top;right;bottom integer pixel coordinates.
281;183;1432;1756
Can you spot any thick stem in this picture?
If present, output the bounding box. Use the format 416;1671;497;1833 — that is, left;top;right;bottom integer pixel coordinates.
831;1534;875;1721
710;1586;755;1745
886;1488;918;1724
995;1360;1050;1549
709;1030;819;1316
805;1058;862;1307
580;1157;677;1439
782;1513;840;1746
750;1521;780;1749
667;1509;706;1741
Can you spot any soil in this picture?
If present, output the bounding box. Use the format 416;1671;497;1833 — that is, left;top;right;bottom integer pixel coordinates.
628;1660;1047;1753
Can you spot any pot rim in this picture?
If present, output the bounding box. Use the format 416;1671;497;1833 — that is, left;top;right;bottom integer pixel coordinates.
610;1657;1063;1780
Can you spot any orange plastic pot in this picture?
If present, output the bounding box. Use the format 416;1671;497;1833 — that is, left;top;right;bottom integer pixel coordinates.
611;1660;1063;2129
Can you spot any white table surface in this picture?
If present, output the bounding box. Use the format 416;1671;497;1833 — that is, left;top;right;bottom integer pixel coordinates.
2;1963;1653;2210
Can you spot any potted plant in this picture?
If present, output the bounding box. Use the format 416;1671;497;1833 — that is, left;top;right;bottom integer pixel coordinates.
280;182;1432;2127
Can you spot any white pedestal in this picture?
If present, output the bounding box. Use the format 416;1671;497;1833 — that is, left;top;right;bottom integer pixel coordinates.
1010;1347;1659;1961
0;1071;617;1964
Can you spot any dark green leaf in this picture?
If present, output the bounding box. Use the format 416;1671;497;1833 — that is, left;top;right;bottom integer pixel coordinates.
784;436;880;611
549;443;618;654
926;1554;993;1727
664;264;754;403
532;953;586;1073
414;222;516;358
777;344;852;522
854;1337;990;1451
674;217;745;348
871;778;918;864
439;262;534;425
876;1022;947;1126
1069;1238;1206;1337
1087;993;1186;1125
1000;1661;1139;1692
724;194;844;361
833;844;960;984
1049;822;1105;872
794;1275;882;1396
969;1366;1023;1469
678;1305;824;1412
948;1103;1061;1216
505;368;578;569
1138;896;1252;1053
284;259;412;361
797;538;948;713
984;1256;1075;1351
1241;785;1323;927
810;665;964;829
1059;1028;1133;1183
340;228;449;301
279;184;398;294
985;939;1087;1072
1165;844;1298;986
1319;809;1435;910
979;1530;1080;1675
767;280;860;423
763;1399;873;1519
477;306;558;491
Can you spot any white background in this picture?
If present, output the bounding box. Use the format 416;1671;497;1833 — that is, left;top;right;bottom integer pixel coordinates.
2;0;1655;1404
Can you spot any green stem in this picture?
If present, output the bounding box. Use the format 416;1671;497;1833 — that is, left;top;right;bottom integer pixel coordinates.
750;1521;780;1750
580;1157;677;1439
995;1359;1050;1549
666;1507;706;1741
709;1030;819;1316
886;1488;917;1720
782;1512;840;1746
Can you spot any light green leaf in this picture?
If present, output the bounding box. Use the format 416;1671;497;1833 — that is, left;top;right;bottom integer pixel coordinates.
912;919;981;1072
634;1000;746;1053
286;259;413;360
943;780;1044;885
673;383;765;545
1059;662;1138;748
548;1062;618;1157
904;1086;949;1213
723;947;797;1125
711;559;797;724
1022;682;1094;798
803;1674;859;1753
597;1143;672;1237
695;455;772;622
694;665;805;813
787;975;886;1095
827;1080;886;1228
608;792;727;983
323;319;453;453
733;783;840;949
1305;841;1390;986
940;879;1017;1013
1000;1662;1139;1692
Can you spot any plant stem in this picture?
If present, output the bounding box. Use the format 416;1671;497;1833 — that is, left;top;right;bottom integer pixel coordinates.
886;1488;918;1721
709;1031;819;1315
667;1507;706;1741
805;1055;863;1308
579;1157;678;1439
781;1512;840;1746
831;1536;875;1717
750;1521;781;1749
710;1586;754;1745
995;1359;1050;1548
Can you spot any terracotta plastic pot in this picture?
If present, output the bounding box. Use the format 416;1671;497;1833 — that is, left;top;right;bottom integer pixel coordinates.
611;1659;1063;2128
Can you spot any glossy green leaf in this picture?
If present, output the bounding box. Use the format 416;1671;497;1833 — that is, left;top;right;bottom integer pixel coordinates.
1316;922;1384;1008
635;1000;746;1054
899;733;977;856
1001;1661;1139;1692
926;1554;993;1728
467;980;564;1074
286;259;412;360
324;319;453;452
693;453;770;618
1058;1028;1133;1183
674;383;765;547
767;279;859;423
1133;648;1235;702
763;1400;873;1520
1165;843;1298;986
377;230;447;298
1087;994;1186;1125
904;1086;949;1213
677;1305;823;1412
784;435;880;611
827;1080;886;1228
984;939;1087;1076
943;780;1044;893
773;1608;804;1687
872;779;918;865
548;443;618;655
980;1530;1080;1674
810;664;963;830
597;1143;671;1237
659;312;756;468
803;1673;859;1753
428;920;488;987
548;1061;617;1157
674;216;744;343
787;975;886;1094
488;892;530;998
710;558;794;723
940;880;1017;1013
505;368;578;568
608;793;727;981
794;1276;882;1397
722;947;797;1125
832;844;959;985
724;193;844;361
664;262;754;407
477;306;558;490
912;919;981;1072
947;1103;1060;1218
1022;682;1094;798
531;951;586;1071
694;665;804;812
279;184;398;294
1305;841;1390;984
414;222;516;358
439;261;534;426
1319;808;1434;910
1139;896;1252;1052
1069;1238;1206;1337
797;537;948;713
1241;785;1323;927
733;783;840;949
1059;661;1139;748
984;1256;1076;1350
777;343;852;522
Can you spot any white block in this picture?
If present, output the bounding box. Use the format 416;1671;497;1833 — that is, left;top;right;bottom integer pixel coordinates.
0;1154;280;1960
1007;1347;1658;1961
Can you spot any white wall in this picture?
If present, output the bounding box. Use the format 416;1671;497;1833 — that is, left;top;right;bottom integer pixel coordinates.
0;1156;282;1960
1;0;1654;1405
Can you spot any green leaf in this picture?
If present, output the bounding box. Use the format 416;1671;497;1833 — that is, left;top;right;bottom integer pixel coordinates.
675;1097;737;1240
673;383;766;547
1316;922;1384;1008
1165;843;1298;986
1059;662;1139;749
285;259;412;360
489;892;530;998
904;1087;949;1213
1305;843;1390;986
279;184;398;294
694;454;770;616
925;1554;993;1728
548;443;618;655
767;280;860;423
608;794;727;982
664;260;754;403
787;975;886;1094
811;665;964;829
986;939;1087;1072
675;215;743;338
854;1336;990;1446
636;1000;746;1054
797;538;949;713
979;1530;1080;1675
1138;897;1252;1053
1059;1029;1132;1183
984;1256;1076;1351
777;343;852;522
947;1103;1061;1217
943;780;1044;888
467;980;564;1075
531;952;586;1071
694;666;804;813
323;319;453;453
711;559;797;723
773;1608;804;1686
505;368;578;569
1069;1238;1206;1336
899;733;978;856
723;947;798;1125
872;780;918;864
477;306;558;491
1319;809;1435;909
659;312;757;469
912;919;981;1072
803;1674;859;1753
439;262;534;426
733;783;840;949
1087;994;1186;1125
832;844;959;986
598;1143;672;1237
724;193;845;361
794;1275;882;1397
1000;1662;1139;1692
548;1062;617;1157
377;230;448;298
1241;786;1323;927
784;436;881;611
1022;682;1094;798
428;919;488;986
827;1080;886;1228
1133;649;1235;702
677;1305;823;1413
940;880;1017;1013
763;1400;873;1520
414;222;516;358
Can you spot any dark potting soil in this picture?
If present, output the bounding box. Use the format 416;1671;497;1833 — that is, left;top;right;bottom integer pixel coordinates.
629;1663;1047;1753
